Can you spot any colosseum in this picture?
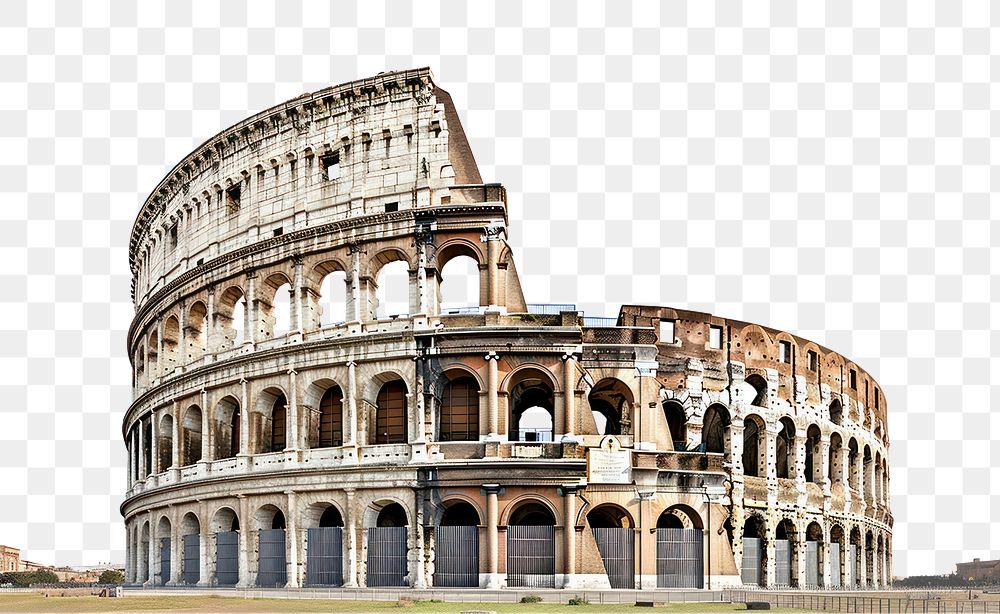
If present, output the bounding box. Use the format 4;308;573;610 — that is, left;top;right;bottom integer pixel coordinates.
122;68;892;591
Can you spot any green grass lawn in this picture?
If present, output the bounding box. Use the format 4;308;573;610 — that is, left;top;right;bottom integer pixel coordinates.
0;593;815;613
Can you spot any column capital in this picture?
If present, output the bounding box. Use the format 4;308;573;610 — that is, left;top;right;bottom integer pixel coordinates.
481;484;503;496
557;483;584;496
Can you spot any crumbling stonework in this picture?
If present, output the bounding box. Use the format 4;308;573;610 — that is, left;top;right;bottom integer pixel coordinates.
122;68;890;590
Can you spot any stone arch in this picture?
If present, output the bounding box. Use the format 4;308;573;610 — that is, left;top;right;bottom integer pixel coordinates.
186;301;208;363
142;419;153;477
210;506;240;533
744;373;768;408
253;386;288;454
138;521;150;584
505;498;557;526
438;372;480;442
181;404;203;466
155;514;172;540
657;503;704;530
662;400;687;449
805;424;822;483
216;285;246;348
146;329;158;377
828;432;844;484
302;502;345;529
848;438;860;490
370;248;413;320
742;413;766;477
252;504;287;531
259;272;293;339
180;511;200;536
213;396;241;459
436;239;485;312
588;378;634;437
863;444;873;502
504;365;558;442
587;503;634;529
702;403;730;454
311;259;349;328
363;498;410;528
157;412;174;472
775;416;796;479
371;378;408;445
162;315;180;372
438;498;483;526
829;398;844;426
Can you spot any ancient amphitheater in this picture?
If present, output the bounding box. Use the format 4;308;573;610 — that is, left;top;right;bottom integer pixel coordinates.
122;68;892;590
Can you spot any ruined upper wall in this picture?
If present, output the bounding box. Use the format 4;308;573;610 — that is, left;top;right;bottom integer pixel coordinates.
129;68;486;307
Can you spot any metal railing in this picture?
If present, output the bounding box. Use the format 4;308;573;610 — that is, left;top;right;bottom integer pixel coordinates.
726;590;1000;613
525;303;576;315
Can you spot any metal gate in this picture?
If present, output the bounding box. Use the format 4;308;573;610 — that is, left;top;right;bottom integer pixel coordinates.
849;544;859;587
804;541;819;588
506;525;555;588
215;531;239;586
182;534;200;585
434;526;478;587
257;528;287;587
830;542;841;587
592;527;634;589
741;537;762;586
775;539;792;586
656;528;703;589
158;537;170;585
366;527;408;587
306;527;343;586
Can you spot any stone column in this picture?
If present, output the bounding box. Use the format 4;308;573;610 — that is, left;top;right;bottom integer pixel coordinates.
292;255;304;337
765;524;777;588
178;301;187;371
287;369;299;451
239;379;250;456
199;501;212;586
206;286;216;360
484;484;500;588
245;271;257;346
562;353;576;438
171;401;181;471
344;489;358;587
151;408;161;475
237;495;250;587
137;421;146;481
730;420;745;474
561;485;579;587
794;434;807;488
857;453;866;509
486;353;499;438
486;232;499;306
145;511;155;586
170;511;182;585
349;246;362;322
765;426;778;508
286;491;300;587
412;492;426;588
819;435;831;496
413;366;426;444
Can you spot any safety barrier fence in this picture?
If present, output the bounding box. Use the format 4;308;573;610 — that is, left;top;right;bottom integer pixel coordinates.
726;590;1000;613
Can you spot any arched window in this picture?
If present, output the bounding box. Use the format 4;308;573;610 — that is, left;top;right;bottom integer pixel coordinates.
182;406;203;466
440;377;479;442
376;503;407;528
663;402;687;449
805;424;821;483
742;416;765;477
218;287;245;347
320;505;344;528
319;387;344;448
588;379;632;436
776;417;795;479
186;302;208;363
319;271;348;326
143;420;152;477
509;372;555;442
146;331;158;377
375;382;407;445
745;374;767;407
270;282;292;337
439;254;480;313
376;260;410;319
214;397;240;459
702;404;730;454
270;395;287;452
829;399;843;426
162;316;180;371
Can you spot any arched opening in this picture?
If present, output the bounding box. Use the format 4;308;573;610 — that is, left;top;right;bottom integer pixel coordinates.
588;505;633;529
180;512;200;585
375;260;410;319
830;524;846;588
805;424;821;483
146;331;158;377
375;381;407;445
745;374;768;407
588;379;633;437
138;522;150;584
181;405;202;466
211;507;240;587
741;515;766;587
439;254;480;313
155;516;172;586
742;415;765;477
508;369;555;442
157;414;173;472
316;263;348;326
142;420;152;477
702;404;730;454
186;301;208;363
162;315;180;372
663;401;687;449
213;396;240;460
775;519;798;587
829;398;843;426
265;276;293;338
829;432;843;485
863;445;873;503
655;505;704;589
864;530;875;586
318;386;344;448
376;503;407;528
506;500;557;587
217;286;246;348
775;417;795;479
270;394;287;453
254;505;287;588
304;503;345;587
135;345;146;384
440;376;479;442
435;499;480;587
508;501;555;526
848;438;860;491
805;522;824;588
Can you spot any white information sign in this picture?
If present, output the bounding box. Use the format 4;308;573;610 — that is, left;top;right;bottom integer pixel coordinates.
588;435;632;484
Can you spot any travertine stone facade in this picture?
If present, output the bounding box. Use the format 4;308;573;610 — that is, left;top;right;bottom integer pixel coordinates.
122;68;891;590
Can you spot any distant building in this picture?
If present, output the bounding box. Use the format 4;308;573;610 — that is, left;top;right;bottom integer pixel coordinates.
957;558;1000;581
0;545;19;573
